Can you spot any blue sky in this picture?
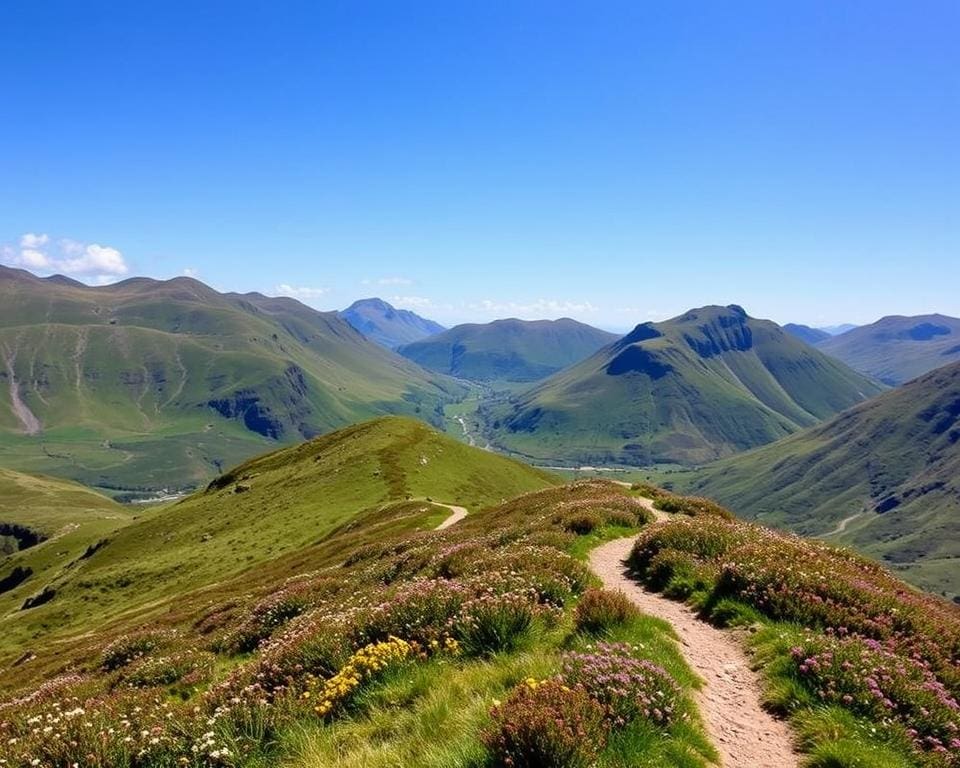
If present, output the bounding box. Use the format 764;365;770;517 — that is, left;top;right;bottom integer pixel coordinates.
1;1;957;330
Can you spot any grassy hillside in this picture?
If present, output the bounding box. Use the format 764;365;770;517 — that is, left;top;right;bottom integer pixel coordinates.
816;314;960;385
2;469;958;767
672;360;960;598
0;468;131;623
340;297;446;349
486;305;883;465
0;416;557;666
0;267;462;493
398;317;617;383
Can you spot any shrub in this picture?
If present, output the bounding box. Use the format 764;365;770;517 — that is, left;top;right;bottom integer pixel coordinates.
574;589;639;634
485;679;608;768
304;636;413;719
355;578;469;646
454;592;540;656
100;631;173;671
123;650;215;688
562;643;681;727
560;512;602;535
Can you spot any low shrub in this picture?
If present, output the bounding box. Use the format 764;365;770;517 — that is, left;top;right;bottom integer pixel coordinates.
454;592;541;656
100;631;174;671
562;642;681;727
485;679;608;768
123;650;215;689
574;589;639;634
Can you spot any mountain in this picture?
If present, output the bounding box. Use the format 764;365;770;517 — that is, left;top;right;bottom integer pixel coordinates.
783;323;831;345
397;318;618;383
0;267;462;492
816;314;960;385
340;297;446;349
676;360;960;597
0;415;557;673
486;305;883;465
820;323;858;336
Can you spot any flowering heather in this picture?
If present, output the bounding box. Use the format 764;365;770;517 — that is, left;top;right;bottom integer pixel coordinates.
485;679;608;768
629;512;960;765
792;633;960;763
562;642;681;726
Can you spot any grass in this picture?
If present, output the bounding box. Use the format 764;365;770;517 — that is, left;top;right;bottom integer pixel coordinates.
0;417;558;674
0;269;465;492
672;360;960;599
483;304;882;467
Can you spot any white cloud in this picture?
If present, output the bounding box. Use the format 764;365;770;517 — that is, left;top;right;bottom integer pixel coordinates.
387;295;440;310
362;276;414;287
1;233;129;278
183;267;200;278
467;298;599;318
20;233;49;249
274;283;329;300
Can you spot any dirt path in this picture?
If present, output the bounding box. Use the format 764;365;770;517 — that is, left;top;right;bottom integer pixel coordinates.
590;506;798;767
433;502;468;530
825;511;864;537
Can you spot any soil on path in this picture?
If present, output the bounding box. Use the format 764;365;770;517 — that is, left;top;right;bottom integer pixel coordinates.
590;497;799;767
433;502;468;530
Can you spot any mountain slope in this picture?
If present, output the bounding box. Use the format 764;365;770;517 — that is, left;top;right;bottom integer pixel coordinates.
676;360;960;596
0;415;558;663
816;314;960;385
783;323;831;345
0;267;462;492
340;297;445;349
487;305;883;465
398;318;618;383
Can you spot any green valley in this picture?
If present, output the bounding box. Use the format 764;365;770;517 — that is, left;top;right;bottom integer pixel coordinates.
0;268;462;495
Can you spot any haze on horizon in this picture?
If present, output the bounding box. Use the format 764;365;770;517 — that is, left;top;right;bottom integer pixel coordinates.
1;2;957;329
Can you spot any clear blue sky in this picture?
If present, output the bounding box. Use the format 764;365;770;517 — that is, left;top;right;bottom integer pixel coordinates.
1;1;957;330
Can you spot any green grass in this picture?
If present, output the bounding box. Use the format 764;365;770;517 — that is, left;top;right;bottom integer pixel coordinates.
672;360;960;599
0;268;464;491
484;305;883;466
398;318;616;383
0;417;558;670
286;613;715;768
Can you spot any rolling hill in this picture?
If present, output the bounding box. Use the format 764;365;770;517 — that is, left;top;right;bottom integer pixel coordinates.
0;267;462;493
340;297;445;349
486;305;883;465
783;323;831;345
672;359;960;597
0;415;558;666
397;317;617;383
816;313;960;385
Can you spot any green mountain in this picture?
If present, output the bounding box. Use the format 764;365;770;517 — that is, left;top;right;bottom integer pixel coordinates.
340;297;446;349
783;323;831;345
397;317;617;383
0;415;558;665
487;305;883;465
0;267;462;493
816;313;960;385
672;359;960;597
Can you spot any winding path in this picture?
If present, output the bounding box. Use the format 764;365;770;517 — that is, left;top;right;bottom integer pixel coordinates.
825;511;864;537
590;498;798;767
433;502;468;530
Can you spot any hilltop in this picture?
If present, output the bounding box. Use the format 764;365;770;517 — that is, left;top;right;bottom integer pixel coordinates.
0;416;557;664
486;305;883;465
398;317;617;383
340;297;445;349
0;267;461;493
816;313;960;385
673;359;960;597
783;323;831;345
